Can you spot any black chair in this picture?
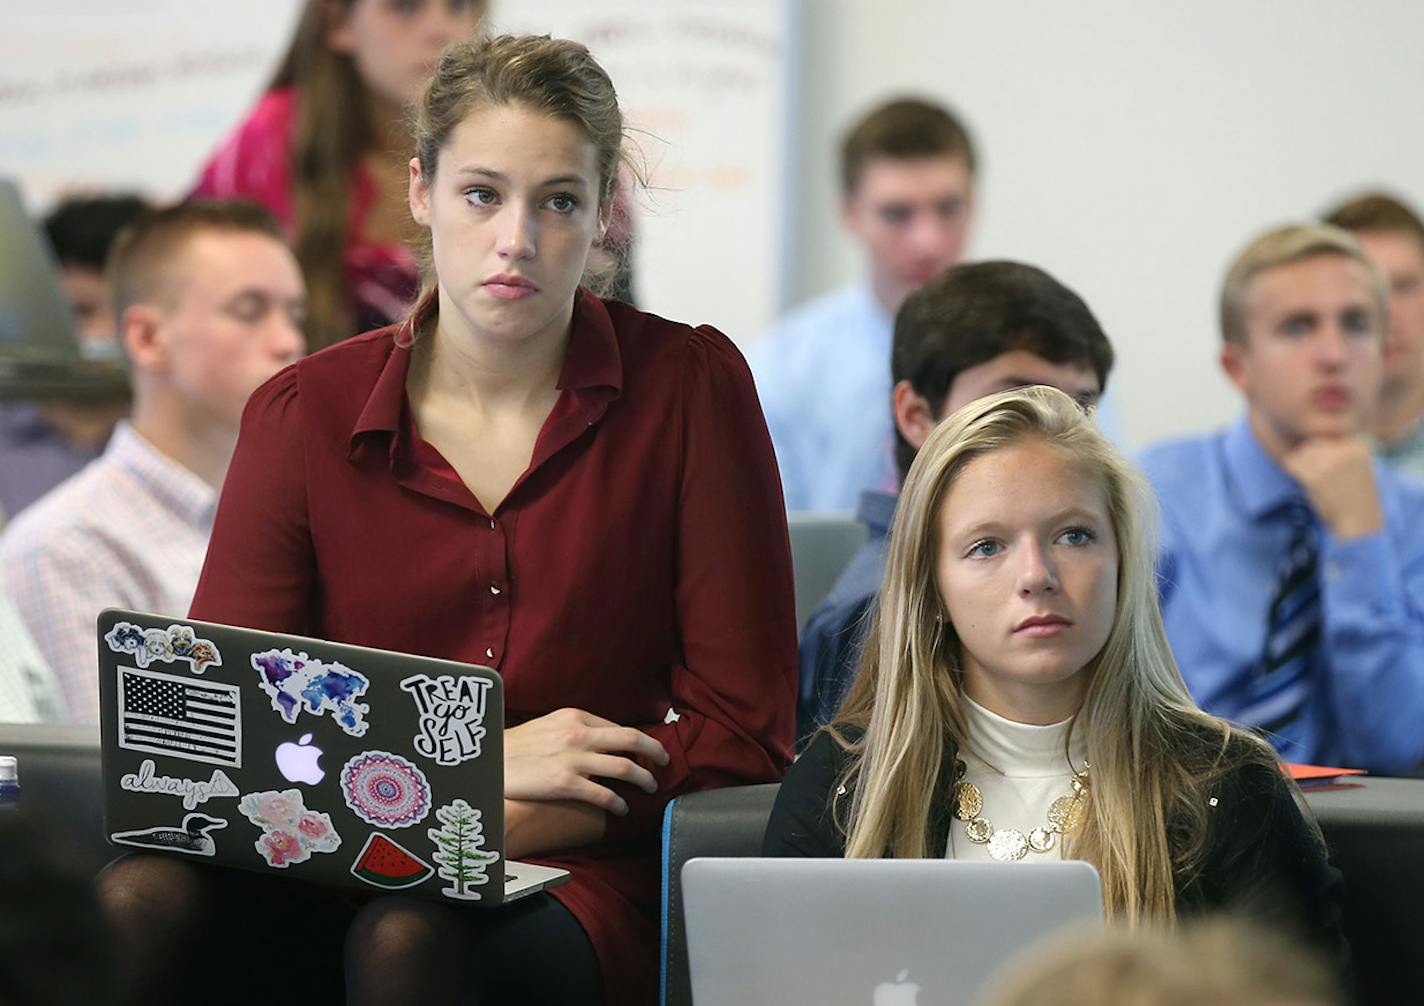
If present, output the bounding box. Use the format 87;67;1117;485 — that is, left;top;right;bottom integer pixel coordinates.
0;723;106;870
659;779;1424;1006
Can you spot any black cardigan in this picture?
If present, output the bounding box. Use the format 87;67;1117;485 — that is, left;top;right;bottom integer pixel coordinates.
763;726;1348;962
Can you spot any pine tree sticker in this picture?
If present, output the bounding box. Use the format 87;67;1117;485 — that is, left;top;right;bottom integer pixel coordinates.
427;799;500;900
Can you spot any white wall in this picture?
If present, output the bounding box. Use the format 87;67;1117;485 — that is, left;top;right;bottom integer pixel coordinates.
783;1;1424;447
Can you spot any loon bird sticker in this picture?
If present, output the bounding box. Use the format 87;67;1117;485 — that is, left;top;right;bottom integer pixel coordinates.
110;813;228;856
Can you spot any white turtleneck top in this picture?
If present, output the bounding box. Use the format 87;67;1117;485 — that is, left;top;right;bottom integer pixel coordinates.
946;696;1088;862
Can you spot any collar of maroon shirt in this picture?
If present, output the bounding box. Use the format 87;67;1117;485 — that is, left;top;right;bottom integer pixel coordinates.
345;288;624;516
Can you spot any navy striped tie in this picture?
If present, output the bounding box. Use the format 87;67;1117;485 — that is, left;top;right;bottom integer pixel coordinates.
1243;503;1321;738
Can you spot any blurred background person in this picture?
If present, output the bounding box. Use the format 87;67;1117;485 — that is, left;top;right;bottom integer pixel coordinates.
1143;224;1424;774
750;97;976;512
193;0;484;350
44;193;151;354
978;920;1344;1006
0;193;149;525
1325;192;1424;481
0;200;306;723
0;583;67;723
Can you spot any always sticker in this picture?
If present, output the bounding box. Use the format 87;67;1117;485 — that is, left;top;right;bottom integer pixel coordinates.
120;758;239;810
117;666;242;768
111;813;227;857
399;673;492;766
105;622;222;674
251;648;370;737
340;751;432;828
427;799;500;901
238;788;341;868
349;832;435;890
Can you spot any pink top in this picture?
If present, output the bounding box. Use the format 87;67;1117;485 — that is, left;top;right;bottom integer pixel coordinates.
192;87;419;334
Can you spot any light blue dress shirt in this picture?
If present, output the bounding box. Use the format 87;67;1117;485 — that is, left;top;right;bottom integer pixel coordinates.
1141;417;1424;773
748;282;897;512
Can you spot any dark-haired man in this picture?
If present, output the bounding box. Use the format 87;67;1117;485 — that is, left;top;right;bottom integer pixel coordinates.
1324;192;1424;481
798;261;1113;734
751;98;976;511
0;200;305;722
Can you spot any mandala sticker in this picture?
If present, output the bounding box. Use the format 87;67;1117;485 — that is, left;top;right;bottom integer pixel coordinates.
339;751;432;829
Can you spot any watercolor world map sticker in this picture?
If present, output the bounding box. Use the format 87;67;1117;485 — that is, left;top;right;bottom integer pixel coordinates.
251;648;370;737
105;621;222;674
238;788;342;868
340;751;432;829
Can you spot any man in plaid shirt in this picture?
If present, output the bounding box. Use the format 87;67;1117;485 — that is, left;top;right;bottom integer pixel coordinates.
0;200;305;722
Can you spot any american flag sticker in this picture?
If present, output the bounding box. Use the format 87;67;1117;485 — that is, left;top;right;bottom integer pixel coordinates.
117;666;242;768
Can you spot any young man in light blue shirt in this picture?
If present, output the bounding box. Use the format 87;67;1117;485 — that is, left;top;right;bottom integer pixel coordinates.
1141;224;1424;774
749;98;975;512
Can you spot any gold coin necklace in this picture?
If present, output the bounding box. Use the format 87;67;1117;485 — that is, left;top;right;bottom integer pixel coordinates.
951;758;1089;862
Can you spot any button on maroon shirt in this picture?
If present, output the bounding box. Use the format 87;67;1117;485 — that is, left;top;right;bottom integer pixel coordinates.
190;290;797;1003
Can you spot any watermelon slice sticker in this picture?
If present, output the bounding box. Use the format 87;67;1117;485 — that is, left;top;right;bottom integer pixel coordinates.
349;832;435;890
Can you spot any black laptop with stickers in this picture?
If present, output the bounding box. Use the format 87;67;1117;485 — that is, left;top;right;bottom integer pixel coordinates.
97;608;570;904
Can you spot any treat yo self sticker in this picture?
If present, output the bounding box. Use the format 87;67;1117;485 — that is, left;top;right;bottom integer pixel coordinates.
399;674;491;766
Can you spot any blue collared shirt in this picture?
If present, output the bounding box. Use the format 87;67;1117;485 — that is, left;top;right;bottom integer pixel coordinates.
797;489;897;738
1141;417;1424;773
748;282;898;512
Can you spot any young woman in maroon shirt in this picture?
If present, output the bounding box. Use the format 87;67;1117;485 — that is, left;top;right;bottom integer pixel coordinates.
100;34;796;1006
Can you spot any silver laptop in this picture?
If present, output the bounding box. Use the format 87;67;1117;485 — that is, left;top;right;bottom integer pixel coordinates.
682;858;1102;1006
97;608;569;905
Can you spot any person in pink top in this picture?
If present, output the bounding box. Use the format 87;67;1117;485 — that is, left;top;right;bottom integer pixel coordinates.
193;0;484;350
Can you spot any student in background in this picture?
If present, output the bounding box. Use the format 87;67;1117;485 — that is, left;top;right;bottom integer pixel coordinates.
0;194;148;524
750;98;976;511
0;201;306;723
1324;193;1424;480
765;387;1343;957
194;0;483;349
798;261;1112;736
1141;224;1424;774
44;194;150;353
0;585;66;723
100;35;794;1005
979;920;1343;1006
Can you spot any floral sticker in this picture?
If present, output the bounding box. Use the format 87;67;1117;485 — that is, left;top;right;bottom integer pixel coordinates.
238;788;341;868
105;621;222;674
340;751;432;829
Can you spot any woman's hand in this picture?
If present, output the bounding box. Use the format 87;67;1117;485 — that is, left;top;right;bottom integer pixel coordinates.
505;707;670;816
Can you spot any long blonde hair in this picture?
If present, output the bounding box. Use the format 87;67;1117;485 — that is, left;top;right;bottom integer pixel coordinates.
830;386;1289;923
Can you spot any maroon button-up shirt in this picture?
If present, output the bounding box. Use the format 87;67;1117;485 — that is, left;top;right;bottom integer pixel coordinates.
190;290;797;1002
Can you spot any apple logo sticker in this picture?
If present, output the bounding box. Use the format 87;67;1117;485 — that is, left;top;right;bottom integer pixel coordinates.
275;733;325;785
873;969;920;1006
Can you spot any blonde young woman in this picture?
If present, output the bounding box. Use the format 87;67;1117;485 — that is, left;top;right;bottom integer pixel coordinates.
764;386;1345;955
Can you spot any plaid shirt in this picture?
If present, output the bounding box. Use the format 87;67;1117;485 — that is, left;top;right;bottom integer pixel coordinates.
0;423;215;723
0;589;66;722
